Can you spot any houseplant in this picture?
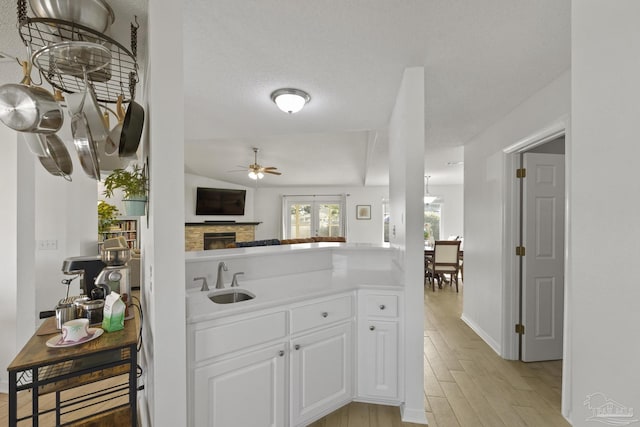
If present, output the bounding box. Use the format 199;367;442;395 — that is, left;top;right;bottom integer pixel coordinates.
98;201;120;234
102;164;148;216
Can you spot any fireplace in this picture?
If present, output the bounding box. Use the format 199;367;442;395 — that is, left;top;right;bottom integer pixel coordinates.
204;232;236;250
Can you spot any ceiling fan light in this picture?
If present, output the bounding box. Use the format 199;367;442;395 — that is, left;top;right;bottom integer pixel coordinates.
257;171;264;179
271;88;311;114
248;171;258;180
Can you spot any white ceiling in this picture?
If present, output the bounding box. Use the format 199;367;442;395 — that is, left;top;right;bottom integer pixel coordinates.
0;0;570;187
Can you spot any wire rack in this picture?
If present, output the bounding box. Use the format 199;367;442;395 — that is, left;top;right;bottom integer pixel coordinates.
18;17;139;104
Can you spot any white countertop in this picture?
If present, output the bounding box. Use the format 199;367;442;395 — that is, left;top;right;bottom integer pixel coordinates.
186;267;402;324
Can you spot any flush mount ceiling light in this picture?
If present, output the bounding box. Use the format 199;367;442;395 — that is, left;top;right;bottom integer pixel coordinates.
270;88;311;114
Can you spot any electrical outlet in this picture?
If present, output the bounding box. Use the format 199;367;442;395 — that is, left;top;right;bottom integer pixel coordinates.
37;239;58;250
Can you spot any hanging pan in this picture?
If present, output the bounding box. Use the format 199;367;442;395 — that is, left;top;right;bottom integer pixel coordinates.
69;68;101;180
119;99;144;157
38;133;73;180
0;61;63;133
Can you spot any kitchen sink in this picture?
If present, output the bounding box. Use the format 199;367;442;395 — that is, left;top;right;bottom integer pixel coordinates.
208;289;255;304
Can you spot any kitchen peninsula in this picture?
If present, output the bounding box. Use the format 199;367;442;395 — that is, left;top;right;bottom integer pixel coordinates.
185;243;405;427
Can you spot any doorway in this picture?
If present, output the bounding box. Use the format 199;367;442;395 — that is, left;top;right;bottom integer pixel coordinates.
502;117;572;418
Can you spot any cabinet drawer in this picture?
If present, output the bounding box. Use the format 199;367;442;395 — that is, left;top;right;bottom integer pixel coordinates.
365;294;399;318
195;311;287;362
291;294;353;334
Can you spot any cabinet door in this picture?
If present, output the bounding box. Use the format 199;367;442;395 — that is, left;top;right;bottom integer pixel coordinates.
193;344;286;427
358;320;398;400
290;322;353;426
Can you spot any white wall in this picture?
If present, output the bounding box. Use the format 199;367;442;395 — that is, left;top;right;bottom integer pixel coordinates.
0;127;20;392
462;70;570;354
143;0;187;425
388;67;426;424
253;185;388;244
428;184;464;240
184;173;255;222
570;2;640;424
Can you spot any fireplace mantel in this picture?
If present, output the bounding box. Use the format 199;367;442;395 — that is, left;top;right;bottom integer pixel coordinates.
185;222;260;251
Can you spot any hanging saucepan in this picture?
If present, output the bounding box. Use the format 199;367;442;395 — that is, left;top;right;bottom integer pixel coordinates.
70;68;101;180
119;99;144;157
38;133;73;180
0;61;63;133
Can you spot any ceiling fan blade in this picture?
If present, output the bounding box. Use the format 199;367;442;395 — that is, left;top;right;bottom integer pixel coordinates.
263;166;278;170
265;170;282;175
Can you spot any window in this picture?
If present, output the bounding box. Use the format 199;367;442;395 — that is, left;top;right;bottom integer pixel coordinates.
283;195;346;239
424;202;441;242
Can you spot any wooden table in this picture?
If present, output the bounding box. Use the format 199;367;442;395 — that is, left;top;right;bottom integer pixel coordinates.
7;316;138;426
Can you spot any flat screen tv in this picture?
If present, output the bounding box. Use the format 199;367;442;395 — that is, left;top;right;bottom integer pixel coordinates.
196;187;246;216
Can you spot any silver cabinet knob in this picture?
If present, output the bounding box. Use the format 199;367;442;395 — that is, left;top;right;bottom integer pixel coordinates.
369;325;376;331
321;312;328;318
294;344;301;350
379;304;386;310
278;350;285;357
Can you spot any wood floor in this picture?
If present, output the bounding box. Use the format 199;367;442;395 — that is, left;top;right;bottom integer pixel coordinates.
1;280;568;427
311;280;569;427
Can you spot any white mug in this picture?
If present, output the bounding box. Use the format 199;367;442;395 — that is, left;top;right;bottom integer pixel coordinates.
61;318;90;343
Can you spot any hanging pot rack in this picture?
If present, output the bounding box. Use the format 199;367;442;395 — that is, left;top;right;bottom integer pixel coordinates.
16;0;139;104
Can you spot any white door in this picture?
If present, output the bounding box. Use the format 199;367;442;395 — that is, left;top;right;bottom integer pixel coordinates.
193;344;286;427
290;322;353;425
521;152;565;362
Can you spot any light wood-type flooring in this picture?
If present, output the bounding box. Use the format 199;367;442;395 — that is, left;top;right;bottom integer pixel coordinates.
1;280;568;426
310;279;569;427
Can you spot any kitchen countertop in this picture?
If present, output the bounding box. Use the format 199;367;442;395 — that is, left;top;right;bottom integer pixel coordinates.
186;267;402;324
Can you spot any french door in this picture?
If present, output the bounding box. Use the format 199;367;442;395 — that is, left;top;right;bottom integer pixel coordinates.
283;196;345;239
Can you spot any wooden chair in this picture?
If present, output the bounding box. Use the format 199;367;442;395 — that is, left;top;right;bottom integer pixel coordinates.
426;240;462;292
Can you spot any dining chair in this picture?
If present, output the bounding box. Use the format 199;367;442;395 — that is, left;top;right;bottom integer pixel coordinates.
425;240;462;292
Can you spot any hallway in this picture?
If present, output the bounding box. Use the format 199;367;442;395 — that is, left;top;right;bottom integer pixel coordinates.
423;283;569;427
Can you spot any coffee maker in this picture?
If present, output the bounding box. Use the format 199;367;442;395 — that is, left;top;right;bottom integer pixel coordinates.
61;255;106;296
95;247;132;307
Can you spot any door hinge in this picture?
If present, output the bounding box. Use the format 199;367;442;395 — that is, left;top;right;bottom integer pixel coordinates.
516;168;526;178
516;246;526;256
515;324;525;335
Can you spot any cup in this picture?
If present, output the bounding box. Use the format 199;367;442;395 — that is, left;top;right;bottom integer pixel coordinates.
61;318;90;343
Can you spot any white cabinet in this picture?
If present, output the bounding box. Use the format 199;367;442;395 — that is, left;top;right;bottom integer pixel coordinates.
357;290;402;402
193;343;286;427
290;322;353;426
189;292;355;427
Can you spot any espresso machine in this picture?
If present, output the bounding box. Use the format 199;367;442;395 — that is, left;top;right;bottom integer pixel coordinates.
61;255;106;296
95;247;132;307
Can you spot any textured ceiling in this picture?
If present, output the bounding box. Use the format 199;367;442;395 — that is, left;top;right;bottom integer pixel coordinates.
0;0;570;187
183;0;570;186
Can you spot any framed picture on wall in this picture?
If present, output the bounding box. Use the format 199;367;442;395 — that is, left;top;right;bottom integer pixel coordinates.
356;205;371;220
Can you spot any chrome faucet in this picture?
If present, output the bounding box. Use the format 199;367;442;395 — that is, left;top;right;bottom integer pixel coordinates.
193;276;209;292
215;262;228;289
231;272;244;287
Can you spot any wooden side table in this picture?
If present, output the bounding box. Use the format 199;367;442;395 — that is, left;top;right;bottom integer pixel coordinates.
7;317;138;426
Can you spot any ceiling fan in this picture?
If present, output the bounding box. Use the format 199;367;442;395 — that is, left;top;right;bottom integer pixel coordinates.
243;147;281;180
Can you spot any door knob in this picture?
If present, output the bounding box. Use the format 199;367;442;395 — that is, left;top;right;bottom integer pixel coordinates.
294;344;301;350
369;325;376;331
321;312;328;318
278;350;285;357
379;304;385;310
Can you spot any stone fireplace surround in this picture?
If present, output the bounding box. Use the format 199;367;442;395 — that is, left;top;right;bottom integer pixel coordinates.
185;222;259;251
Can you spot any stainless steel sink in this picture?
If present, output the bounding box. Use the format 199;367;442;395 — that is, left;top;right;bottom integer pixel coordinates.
208;289;255;304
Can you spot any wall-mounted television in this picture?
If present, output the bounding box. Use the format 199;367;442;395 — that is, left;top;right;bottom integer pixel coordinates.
196;187;246;216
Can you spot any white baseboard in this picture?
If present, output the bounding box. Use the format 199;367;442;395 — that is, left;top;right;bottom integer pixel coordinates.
460;313;502;356
400;404;428;425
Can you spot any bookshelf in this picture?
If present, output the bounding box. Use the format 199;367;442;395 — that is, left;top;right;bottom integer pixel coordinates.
99;217;139;251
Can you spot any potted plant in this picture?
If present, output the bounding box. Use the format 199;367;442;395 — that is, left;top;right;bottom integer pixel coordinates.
98;201;120;234
102;164;148;216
